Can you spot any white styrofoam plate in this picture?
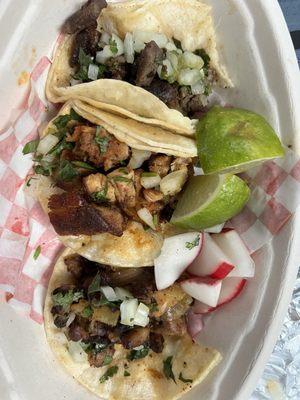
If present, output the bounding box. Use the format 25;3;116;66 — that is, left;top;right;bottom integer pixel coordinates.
0;1;300;400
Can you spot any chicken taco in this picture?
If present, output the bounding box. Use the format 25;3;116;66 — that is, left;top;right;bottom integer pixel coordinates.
25;100;197;267
46;0;231;136
44;247;221;400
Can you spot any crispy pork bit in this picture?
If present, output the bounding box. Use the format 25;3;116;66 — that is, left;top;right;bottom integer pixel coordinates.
68;318;90;342
48;192;126;236
160;317;187;337
120;327;150;349
108;168;136;209
64;254;86;278
62;0;107;35
83;173;116;203
88;347;115;368
148;154;172;177
136;41;164;87
149;332;164;353
143;189;164;203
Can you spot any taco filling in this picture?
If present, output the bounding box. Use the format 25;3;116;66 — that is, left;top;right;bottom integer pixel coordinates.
64;0;218;119
28;107;195;237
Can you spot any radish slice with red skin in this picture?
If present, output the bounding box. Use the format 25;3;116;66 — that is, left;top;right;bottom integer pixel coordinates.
180;277;222;307
186;309;204;340
192;277;247;314
187;233;234;279
154;232;202;290
213;230;255;278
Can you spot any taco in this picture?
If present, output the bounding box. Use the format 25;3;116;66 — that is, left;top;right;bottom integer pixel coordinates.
44;247;221;400
46;0;231;135
26;100;197;267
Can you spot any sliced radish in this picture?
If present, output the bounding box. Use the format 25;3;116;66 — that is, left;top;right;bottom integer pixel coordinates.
154;232;202;290
186;309;204;340
213;230;255;278
187;233;234;279
180;277;222;307
192;277;247;314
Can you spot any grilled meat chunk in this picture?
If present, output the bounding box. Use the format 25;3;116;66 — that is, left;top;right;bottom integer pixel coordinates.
136;42;164;87
62;0;107;35
48;191;126;236
143;189;164;203
54;315;69;328
148;154;172;177
108;168;136;209
64;254;86;278
160;317;187;336
146;78;180;110
70;26;101;67
149;332;164;353
178;86;206;118
68;318;90;342
89;321;108;337
120;327;150;349
105;56;128;80
128;268;156;300
83;173;116;203
88;346;115;368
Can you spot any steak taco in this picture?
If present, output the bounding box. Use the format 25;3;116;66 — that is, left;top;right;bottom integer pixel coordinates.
25;100;197;267
46;0;231;135
44;248;221;400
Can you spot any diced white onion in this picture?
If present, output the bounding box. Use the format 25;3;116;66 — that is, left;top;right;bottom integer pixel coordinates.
96;45;114;64
124;32;135;63
115;287;133;300
178;68;202;86
165;41;177;51
111;33;124;56
100;286;118;302
128;149;152;169
182;51;204;69
137;208;156;230
162;59;174;77
120;299;138;326
37;134;59;155
160;170;187;196
66;312;76;327
88;64;99;81
133;37;145;52
100;32;111;45
68;341;88;363
70;78;82;86
166;51;179;70
141;173;161;189
133;303;149;327
191;80;205;95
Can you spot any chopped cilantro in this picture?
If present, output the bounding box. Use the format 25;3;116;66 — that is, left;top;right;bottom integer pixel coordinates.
141;172;158;178
163;356;176;383
149;302;158;313
34;164;51;176
91;185;108;203
185;235;200;250
94;342;109;353
33;245;41;260
127;347;149;361
124;370;130;377
179;372;193;383
153;214;158;226
72;161;96;171
49;138;74;157
113;176;131;183
99;366;118;383
26;177;36;187
52;290;83;310
72;48;93;81
95;130;110;153
103;354;113;366
82;305;93;318
53;109;81;130
109;39;118;55
57;160;78;181
23;139;39;155
87;272;102;296
70;108;82;121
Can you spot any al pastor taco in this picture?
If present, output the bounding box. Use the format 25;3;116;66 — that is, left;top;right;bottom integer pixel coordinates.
46;0;231;136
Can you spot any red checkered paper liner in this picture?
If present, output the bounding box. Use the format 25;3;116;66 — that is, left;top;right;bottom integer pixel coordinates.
1;58;300;324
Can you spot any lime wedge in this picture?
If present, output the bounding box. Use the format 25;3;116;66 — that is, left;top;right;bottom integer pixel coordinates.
197;106;285;174
171;174;250;230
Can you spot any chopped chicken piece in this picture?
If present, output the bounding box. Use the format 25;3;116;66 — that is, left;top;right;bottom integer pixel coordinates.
108;167;136;209
148;154;172;177
83;173;116;203
171;157;192;172
143;189;164;203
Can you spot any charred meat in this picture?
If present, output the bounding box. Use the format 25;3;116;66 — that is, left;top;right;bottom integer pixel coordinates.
146;78;180;110
120;327;150;349
136;41;164;87
148;154;172;177
70;26;101;68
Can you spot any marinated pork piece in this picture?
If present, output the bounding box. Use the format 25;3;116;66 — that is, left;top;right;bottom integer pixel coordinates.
48;192;126;236
149;332;164;353
146;78;180;110
158;317;187;336
83;173;116;203
70;26;101;67
108;168;136;209
68;318;90;342
62;0;107;35
143;189;164;203
120;327;150;349
148;154;172;177
136;41;164;87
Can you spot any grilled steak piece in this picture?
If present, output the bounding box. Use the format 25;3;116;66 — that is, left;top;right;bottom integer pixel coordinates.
68;318;90;342
62;0;107;34
70;26;101;67
149;332;164;353
64;254;87;278
105;56;128;80
136;41;164;87
88;346;115;368
146;78;180;110
120;327;150;349
48;192;126;236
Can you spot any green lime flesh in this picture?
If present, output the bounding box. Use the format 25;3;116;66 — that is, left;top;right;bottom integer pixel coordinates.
196;106;285;174
171;174;250;230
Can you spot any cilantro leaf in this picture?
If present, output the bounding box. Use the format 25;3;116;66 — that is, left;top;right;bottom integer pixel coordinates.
26;177;37;187
179;372;193;383
73;48;93;81
113;176;131;183
99;366;118;383
52;290;83;310
23;139;39;155
163;356;176;383
91;186;108;203
88;272;102;296
124;370;130;377
95;130;110;153
103;354;113;366
72;161;96;171
33;245;41;260
49;138;74;157
82;306;93;318
127;347;149;361
109;39;118;55
57;160;78;181
185;235;200;250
